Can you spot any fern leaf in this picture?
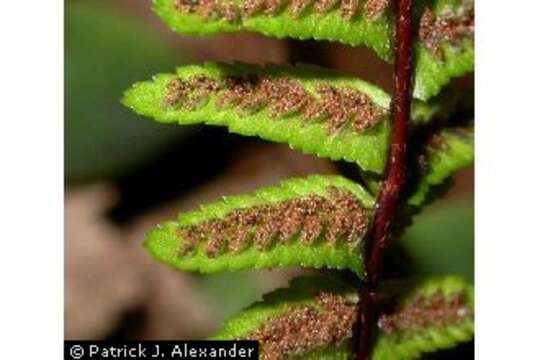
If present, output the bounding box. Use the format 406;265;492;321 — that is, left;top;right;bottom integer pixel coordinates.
413;0;474;100
152;0;474;100
213;276;474;359
373;276;474;360
212;276;356;359
408;126;474;206
154;0;394;61
123;63;455;174
144;175;375;277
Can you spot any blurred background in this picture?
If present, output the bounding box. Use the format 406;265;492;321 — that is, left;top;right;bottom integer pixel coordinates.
64;0;473;353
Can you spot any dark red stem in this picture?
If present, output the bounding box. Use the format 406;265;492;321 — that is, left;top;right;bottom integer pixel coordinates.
368;0;414;285
353;0;414;359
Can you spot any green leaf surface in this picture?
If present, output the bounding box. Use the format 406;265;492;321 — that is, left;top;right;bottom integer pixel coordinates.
212;276;354;341
153;0;474;100
373;276;474;360
413;0;474;100
123;62;390;173
154;0;394;60
213;276;356;360
408;126;474;206
123;63;455;174
144;175;375;277
213;276;474;359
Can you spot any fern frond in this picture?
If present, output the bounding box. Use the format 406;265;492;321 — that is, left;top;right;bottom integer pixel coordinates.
152;0;474;100
154;0;394;61
144;175;375;277
408;126;474;206
213;275;474;359
124;62;390;173
212;276;356;359
414;0;474;100
373;276;474;360
123;63;458;174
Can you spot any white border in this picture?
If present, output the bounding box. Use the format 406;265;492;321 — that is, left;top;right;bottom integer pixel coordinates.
0;1;63;359
476;0;540;358
1;0;540;358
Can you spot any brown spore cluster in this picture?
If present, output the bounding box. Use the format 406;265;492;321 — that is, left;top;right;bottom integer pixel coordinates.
419;5;475;58
417;132;451;172
164;74;385;135
177;187;370;257
247;292;356;359
363;0;388;20
175;0;240;22
426;132;450;152
378;290;473;335
173;0;389;23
